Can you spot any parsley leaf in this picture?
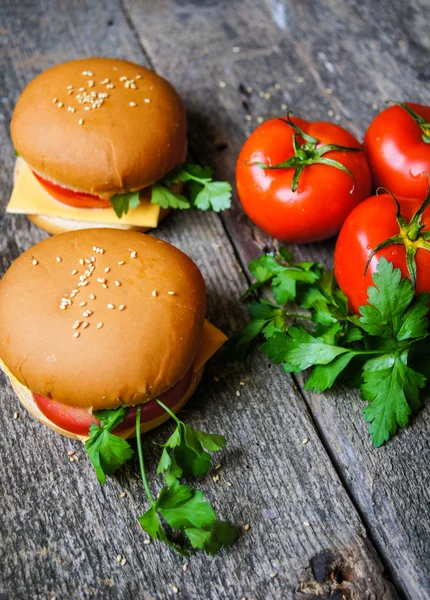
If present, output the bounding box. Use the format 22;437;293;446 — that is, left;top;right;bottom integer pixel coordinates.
151;184;191;209
155;399;226;481
136;406;237;555
85;407;134;483
110;191;140;218
151;163;232;212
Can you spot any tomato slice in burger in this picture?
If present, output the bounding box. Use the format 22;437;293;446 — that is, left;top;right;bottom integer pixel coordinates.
33;368;194;436
32;171;111;209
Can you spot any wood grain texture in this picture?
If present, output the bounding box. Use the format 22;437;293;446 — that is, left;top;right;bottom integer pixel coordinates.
121;0;430;597
0;0;419;598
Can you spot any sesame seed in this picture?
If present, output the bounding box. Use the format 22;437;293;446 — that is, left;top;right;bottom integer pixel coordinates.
72;323;80;330
88;80;95;87
116;554;122;563
225;481;233;487
68;106;76;113
129;102;137;107
270;573;278;578
86;309;93;315
56;256;62;262
257;116;264;124
219;81;227;88
115;280;121;286
13;412;19;420
79;259;84;265
130;251;137;258
119;492;126;499
68;450;75;456
182;563;188;572
303;521;310;527
264;92;271;99
335;114;342;121
57;102;64;108
144;98;151;103
84;106;91;111
69;456;75;463
119;305;125;311
82;311;89;317
60;305;66;310
104;267;110;273
68;90;74;95
74;332;80;338
119;76;127;81
99;248;105;254
32;259;38;266
118;260;125;265
297;76;305;83
274;83;281;90
67;85;73;90
236;390;241;397
152;290;158;297
107;303;115;309
245;114;252;121
80;301;86;307
212;474;220;483
52;97;58;103
281;103;288;110
302;438;309;445
102;283;108;289
87;71;94;76
244;524;250;531
240;381;246;386
101;78;110;84
214;376;219;382
82;322;89;329
215;463;222;470
97;278;105;283
143;539;151;545
233;46;241;53
90;256;96;262
82;281;89;287
90;294;96;300
97;322;103;329
172;586;179;594
71;269;78;275
121;558;127;566
78;119;84;125
167;291;175;295
106;83;114;89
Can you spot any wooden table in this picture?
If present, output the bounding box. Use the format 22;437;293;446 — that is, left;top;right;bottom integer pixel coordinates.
1;1;429;598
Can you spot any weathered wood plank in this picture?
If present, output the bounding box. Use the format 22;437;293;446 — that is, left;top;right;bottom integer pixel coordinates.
122;0;430;597
0;1;398;599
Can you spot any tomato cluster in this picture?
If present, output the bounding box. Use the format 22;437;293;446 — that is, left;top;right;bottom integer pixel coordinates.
236;102;430;313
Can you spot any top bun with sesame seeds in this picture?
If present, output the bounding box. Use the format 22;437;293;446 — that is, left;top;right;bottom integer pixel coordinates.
0;229;206;413
11;58;187;197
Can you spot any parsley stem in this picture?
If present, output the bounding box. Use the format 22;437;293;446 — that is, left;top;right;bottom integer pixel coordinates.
286;312;313;321
156;399;182;425
136;406;154;505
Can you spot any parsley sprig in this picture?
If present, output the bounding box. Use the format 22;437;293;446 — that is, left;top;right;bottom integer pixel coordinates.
85;401;237;555
110;163;232;218
228;252;429;447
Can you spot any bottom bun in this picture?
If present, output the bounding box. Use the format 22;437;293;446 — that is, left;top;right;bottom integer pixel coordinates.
2;359;204;442
28;210;170;236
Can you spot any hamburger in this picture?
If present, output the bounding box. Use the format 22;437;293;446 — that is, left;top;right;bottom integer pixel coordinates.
0;229;227;441
8;58;231;235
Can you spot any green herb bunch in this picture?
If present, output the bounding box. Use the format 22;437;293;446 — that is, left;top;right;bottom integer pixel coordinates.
225;249;430;447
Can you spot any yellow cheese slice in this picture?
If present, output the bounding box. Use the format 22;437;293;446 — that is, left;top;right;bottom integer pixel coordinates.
7;162;161;228
193;320;228;372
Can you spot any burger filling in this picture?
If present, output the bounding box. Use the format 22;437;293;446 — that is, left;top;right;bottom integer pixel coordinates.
33;367;194;436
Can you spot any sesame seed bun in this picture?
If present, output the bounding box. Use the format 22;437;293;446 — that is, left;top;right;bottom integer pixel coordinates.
11;58;187;197
0;229;206;410
1;360;204;442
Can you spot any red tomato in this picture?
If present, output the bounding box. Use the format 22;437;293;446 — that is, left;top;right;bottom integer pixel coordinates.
364;102;430;199
236;116;372;243
33;368;193;436
33;171;111;209
334;193;430;314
